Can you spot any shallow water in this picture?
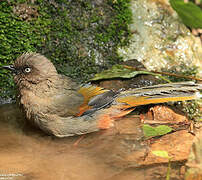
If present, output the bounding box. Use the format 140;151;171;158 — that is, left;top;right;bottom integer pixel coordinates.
0;103;145;180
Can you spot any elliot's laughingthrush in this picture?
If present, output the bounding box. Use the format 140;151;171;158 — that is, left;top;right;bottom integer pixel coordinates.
3;53;202;137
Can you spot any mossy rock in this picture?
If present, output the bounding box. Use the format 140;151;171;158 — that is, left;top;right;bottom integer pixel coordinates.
0;0;132;100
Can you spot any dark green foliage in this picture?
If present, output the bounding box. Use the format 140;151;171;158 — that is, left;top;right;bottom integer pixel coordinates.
0;0;132;99
170;0;202;28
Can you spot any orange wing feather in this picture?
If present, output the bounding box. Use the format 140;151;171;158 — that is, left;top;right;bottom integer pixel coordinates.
76;85;109;116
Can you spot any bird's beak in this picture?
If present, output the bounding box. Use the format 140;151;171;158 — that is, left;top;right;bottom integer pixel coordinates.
2;65;16;73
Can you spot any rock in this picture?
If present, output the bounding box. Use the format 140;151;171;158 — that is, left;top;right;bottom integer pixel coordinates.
185;129;202;180
142;105;189;124
142;130;194;165
118;0;202;77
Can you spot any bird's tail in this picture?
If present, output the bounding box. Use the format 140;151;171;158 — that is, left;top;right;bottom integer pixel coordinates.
97;81;202;129
116;81;201;107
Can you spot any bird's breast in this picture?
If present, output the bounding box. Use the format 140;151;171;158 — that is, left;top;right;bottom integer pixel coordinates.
19;89;51;121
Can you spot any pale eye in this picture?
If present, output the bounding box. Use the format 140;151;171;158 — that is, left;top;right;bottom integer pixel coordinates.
24;67;31;73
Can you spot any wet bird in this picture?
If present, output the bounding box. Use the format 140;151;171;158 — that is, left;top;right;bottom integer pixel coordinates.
3;53;202;137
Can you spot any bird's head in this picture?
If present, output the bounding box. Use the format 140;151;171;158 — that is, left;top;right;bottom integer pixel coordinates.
3;52;58;89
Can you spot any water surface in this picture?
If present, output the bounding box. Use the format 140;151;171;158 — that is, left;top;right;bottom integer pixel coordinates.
0;103;144;180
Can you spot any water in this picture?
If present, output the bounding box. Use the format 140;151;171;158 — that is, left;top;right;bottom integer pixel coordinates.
0;104;144;180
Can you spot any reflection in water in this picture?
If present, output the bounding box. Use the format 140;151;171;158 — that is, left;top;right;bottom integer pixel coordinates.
0;103;145;180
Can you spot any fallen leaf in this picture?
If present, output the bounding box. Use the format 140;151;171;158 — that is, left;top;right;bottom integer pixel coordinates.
152;150;170;159
143;124;173;138
91;64;169;81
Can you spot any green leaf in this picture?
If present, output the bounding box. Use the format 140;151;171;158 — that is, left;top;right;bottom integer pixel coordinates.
155;125;173;136
152;150;170;159
170;0;202;28
143;124;173;138
143;124;158;137
91;64;169;81
152;150;172;180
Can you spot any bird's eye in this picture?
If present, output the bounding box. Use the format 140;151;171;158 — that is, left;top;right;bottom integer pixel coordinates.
24;67;31;73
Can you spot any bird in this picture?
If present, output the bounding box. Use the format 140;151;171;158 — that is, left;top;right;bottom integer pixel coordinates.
2;52;202;137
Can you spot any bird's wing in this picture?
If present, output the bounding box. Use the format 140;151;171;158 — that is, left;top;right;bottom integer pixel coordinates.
50;89;84;117
51;75;118;117
50;76;85;116
76;85;118;116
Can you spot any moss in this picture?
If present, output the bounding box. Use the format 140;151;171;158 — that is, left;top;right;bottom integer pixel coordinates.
176;100;201;121
0;0;132;99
